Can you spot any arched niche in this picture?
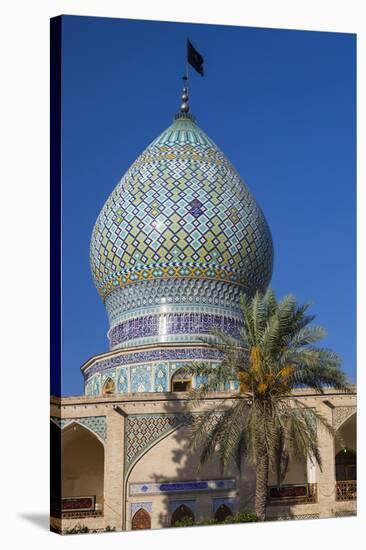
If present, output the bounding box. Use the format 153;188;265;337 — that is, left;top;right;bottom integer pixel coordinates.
132;508;151;530
61;422;105;510
335;449;356;481
214;503;232;522
335;413;356;449
334;411;356;508
171;367;192;392
102;377;115;396
128;423;239;483
171;503;194;525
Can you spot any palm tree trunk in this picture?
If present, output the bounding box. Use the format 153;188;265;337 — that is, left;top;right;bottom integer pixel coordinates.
255;451;269;521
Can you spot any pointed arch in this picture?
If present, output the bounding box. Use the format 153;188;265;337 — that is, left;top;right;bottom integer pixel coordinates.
132;507;151;530
61;423;105;514
50;417;106;445
334;412;356;501
102;377;115;396
334;412;356;479
171;504;194;525
214;503;232;522
171;367;192;392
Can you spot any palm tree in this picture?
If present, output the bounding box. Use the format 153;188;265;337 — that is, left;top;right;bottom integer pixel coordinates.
185;289;350;521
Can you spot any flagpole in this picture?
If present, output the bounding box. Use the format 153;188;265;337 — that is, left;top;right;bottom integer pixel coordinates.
185;38;189;91
186;38;189;81
179;39;189;116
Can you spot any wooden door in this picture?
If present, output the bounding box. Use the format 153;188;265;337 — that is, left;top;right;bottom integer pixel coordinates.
132;508;151;530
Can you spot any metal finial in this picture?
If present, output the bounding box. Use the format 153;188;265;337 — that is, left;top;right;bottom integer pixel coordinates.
180;83;189;114
174;74;196;122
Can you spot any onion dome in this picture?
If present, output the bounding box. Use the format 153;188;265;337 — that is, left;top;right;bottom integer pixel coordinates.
90;106;273;351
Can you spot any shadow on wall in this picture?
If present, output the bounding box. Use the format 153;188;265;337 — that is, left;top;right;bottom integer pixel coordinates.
127;396;257;530
127;390;321;529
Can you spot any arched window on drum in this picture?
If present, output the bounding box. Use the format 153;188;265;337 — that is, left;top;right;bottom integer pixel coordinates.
102;377;115;396
171;367;192;392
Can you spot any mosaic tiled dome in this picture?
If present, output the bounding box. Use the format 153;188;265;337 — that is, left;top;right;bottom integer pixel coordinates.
90;113;273;351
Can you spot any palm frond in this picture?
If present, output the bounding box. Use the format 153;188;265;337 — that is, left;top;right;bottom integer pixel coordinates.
187;400;248;471
181;288;351;493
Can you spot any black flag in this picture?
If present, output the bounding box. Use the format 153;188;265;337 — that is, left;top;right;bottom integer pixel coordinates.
187;39;204;76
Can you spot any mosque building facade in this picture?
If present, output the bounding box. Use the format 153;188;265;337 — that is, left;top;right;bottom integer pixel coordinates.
50;88;356;534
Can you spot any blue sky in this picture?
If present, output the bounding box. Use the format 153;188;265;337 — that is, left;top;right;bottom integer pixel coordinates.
59;16;356;396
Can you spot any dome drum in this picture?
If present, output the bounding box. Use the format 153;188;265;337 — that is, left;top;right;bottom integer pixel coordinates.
84;359;238;396
82;345;224;382
104;278;243;328
107;311;243;350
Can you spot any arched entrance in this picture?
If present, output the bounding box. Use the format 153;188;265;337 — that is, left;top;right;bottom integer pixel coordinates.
334;413;356;501
132;508;151;530
171;504;195;525
214;503;232;522
61;423;105;514
171;367;192;392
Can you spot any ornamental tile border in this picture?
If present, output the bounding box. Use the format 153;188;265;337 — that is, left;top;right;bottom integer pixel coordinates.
50;416;107;441
111;333;223;350
104;278;242;326
131;502;152;516
84;358;236;395
109;304;242;328
109;312;241;348
130;479;236;496
83;346;223;381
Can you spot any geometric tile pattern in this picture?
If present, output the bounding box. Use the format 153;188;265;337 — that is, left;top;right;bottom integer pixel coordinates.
195;372;209;388
117;367;129;393
126;414;187;466
154;363;168;392
130;364;152;393
90;116;273;302
50;416;107;440
85;375;101;396
125;413;221;469
84;358;226;396
332;406;357;430
104;278;242;327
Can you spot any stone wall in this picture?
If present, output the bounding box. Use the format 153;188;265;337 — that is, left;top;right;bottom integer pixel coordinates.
50;387;356;533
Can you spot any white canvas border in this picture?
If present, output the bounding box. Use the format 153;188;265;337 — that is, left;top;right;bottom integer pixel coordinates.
0;1;363;549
